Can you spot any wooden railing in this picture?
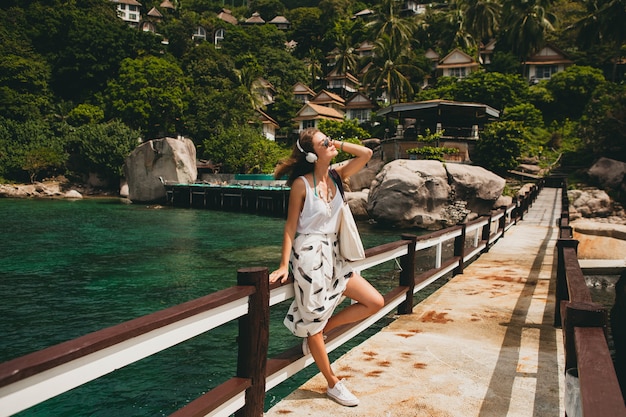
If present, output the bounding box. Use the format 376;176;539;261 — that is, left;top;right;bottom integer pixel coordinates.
554;178;626;417
0;187;539;417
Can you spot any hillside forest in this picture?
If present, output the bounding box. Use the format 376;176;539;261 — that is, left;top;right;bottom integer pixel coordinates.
0;0;624;187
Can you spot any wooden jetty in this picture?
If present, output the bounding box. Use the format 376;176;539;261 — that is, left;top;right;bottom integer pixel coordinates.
163;182;290;216
2;179;625;417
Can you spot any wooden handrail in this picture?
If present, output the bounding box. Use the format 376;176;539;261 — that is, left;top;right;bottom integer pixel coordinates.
555;178;626;417
0;183;542;417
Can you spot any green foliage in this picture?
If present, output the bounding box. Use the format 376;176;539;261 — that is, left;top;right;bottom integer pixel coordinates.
545;65;607;121
502;103;544;128
67;104;105;126
453;71;529;110
201;125;288;173
416;128;444;144
65;120;140;182
23;146;66;183
318;118;369;142
105;56;187;138
0;118;65;182
406;146;459;162
578;82;626;161
0;0;625;185
473;121;526;175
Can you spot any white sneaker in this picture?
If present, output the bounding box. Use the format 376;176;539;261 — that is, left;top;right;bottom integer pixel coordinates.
326;379;359;407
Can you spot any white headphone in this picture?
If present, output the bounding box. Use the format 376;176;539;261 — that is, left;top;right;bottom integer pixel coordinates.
296;139;317;163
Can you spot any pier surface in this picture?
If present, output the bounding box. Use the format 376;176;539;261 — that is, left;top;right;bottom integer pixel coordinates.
265;188;565;417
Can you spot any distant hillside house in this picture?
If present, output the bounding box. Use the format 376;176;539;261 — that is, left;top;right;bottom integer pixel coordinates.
217;8;238;25
377;100;500;162
310;90;345;112
524;44;574;84
292;82;316;104
268;16;291;30
255;110;279;141
479;39;496;65
352;9;375;20
111;0;142;27
436;48;479;79
345;93;375;124
325;68;359;97
242;12;265;25
293;103;345;131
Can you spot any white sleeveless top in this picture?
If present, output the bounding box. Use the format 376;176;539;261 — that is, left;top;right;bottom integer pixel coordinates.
296;175;343;235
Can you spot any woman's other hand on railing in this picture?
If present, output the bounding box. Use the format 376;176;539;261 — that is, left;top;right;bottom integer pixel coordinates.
269;267;289;283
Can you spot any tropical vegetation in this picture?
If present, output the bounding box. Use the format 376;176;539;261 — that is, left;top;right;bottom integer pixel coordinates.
0;0;624;187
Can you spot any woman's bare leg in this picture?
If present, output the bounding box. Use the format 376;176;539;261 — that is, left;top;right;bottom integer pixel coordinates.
323;273;384;334
307;332;339;387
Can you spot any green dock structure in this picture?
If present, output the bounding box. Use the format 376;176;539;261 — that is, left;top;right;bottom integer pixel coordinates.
265;187;566;417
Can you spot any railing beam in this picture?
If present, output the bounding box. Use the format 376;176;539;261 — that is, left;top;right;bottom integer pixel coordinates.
236;267;269;417
398;234;417;315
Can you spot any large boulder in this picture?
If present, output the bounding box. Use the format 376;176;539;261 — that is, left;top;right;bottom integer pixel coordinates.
367;160;505;229
124;137;197;203
588;157;626;190
446;162;507;215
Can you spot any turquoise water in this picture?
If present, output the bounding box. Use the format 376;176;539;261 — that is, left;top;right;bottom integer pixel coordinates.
0;198;406;416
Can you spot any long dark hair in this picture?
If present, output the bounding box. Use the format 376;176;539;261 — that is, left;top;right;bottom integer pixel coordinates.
274;128;319;186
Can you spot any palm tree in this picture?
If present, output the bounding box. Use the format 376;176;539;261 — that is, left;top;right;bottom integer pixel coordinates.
501;0;557;61
368;0;415;48
235;66;265;110
452;0;501;44
362;35;419;104
330;32;359;75
303;47;324;91
573;0;626;82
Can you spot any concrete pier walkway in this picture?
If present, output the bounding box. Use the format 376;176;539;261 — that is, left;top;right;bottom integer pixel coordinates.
265;188;565;417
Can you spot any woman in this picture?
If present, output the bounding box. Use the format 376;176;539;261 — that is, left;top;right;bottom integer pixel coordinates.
269;128;384;407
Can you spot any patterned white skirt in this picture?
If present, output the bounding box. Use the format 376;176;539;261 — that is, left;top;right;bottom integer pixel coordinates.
284;232;353;338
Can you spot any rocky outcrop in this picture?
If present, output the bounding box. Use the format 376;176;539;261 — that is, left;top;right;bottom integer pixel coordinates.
124;137;197;203
588;157;626;191
568;188;625;224
367;160;506;229
0;181;83;199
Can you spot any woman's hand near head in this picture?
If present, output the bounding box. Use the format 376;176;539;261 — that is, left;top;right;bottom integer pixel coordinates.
334;140;373;180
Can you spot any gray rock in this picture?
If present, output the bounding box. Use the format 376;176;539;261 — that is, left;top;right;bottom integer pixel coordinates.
367;160;451;229
64;190;83;199
568;188;613;218
446;162;506;215
588;157;626;190
367;160;505;229
124;137;197;203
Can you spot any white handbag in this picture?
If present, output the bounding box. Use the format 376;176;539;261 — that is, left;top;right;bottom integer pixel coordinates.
330;169;365;261
339;200;366;261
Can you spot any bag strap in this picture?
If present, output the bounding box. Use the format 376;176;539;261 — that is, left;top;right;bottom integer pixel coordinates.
329;169;345;201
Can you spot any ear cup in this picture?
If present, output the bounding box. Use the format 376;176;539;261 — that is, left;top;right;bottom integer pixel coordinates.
305;152;318;163
296;139;317;163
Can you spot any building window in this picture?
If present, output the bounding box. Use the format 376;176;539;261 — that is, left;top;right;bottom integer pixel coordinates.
349;109;370;122
214;28;225;48
193;27;207;41
449;67;467;78
129;13;138;21
535;65;558;79
303;120;315;129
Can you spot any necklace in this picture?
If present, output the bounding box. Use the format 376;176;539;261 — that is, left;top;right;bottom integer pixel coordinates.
313;171;333;216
